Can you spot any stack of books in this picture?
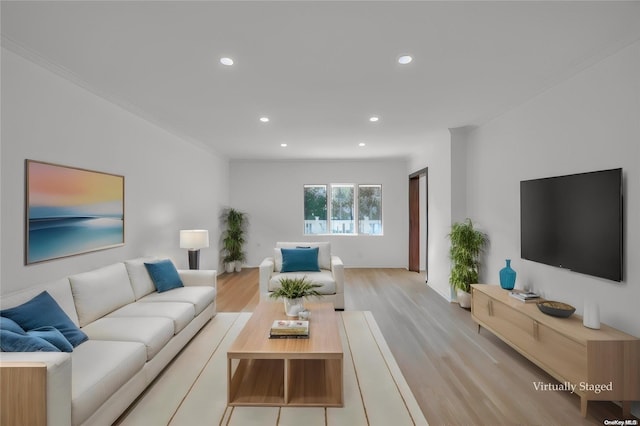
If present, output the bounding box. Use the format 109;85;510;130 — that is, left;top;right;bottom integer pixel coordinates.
509;290;541;303
269;320;309;339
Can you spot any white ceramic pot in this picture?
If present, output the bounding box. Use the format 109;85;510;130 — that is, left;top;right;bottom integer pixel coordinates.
284;298;304;317
225;262;235;273
234;261;242;272
456;289;472;309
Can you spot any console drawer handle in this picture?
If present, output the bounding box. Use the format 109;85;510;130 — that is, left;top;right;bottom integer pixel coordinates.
488;300;493;316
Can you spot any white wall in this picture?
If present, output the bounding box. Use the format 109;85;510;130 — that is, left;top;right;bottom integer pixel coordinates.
229;159;408;268
408;129;452;301
464;40;640;338
1;48;229;293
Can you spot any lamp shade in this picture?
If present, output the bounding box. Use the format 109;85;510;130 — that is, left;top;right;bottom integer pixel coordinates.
180;230;209;250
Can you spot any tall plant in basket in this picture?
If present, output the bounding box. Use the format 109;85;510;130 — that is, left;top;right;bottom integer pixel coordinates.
448;218;487;308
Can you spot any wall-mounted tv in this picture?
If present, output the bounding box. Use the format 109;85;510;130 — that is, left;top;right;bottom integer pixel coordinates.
520;168;623;282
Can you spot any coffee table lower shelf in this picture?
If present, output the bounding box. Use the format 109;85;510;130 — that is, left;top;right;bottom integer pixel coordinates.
227;357;343;407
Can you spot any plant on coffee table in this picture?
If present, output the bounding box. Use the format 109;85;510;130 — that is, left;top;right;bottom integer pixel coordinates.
269;276;322;316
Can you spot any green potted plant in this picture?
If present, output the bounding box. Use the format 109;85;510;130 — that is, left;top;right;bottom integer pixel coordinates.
221;208;247;273
448;218;488;308
269;276;322;316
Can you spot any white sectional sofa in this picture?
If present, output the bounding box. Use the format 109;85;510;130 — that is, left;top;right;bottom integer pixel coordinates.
259;242;344;310
0;257;216;426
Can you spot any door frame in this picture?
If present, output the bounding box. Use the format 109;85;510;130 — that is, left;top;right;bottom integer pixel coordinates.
408;168;428;276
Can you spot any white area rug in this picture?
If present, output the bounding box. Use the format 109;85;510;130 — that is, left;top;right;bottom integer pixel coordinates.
117;311;428;425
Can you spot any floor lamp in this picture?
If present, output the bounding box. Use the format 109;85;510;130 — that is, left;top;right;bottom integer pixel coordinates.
179;230;209;270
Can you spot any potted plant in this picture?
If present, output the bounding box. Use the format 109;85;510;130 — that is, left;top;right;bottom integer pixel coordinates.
220;208;247;273
448;218;488;308
269;276;322;317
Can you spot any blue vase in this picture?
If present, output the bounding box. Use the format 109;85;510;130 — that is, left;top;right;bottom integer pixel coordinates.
500;259;516;290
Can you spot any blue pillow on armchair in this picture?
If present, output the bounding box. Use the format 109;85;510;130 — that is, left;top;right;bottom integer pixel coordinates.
0;291;88;347
281;247;321;273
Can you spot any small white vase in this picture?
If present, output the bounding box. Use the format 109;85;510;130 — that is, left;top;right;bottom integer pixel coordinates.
284;298;304;317
225;263;235;273
583;300;600;329
234;261;242;272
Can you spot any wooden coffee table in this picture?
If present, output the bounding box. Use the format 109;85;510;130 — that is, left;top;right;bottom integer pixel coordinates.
227;301;343;407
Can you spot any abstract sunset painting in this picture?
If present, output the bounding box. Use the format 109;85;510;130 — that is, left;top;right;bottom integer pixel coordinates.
26;160;124;264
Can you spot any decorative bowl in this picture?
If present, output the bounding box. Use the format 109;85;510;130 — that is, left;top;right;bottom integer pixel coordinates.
537;301;576;318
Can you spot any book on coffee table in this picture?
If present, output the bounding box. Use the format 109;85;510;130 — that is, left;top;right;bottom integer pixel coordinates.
269;320;309;338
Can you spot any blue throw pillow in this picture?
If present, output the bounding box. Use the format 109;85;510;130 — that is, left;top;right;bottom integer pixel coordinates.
0;329;60;352
0;316;26;334
281;247;320;273
28;326;73;352
145;259;184;293
0;291;88;347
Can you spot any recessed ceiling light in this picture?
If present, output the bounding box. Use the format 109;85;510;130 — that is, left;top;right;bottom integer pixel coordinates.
369;116;379;122
259;117;269;123
280;143;288;147
398;55;413;65
359;142;366;147
220;57;234;66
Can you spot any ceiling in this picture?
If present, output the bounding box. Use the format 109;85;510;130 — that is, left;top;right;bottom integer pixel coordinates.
2;1;640;161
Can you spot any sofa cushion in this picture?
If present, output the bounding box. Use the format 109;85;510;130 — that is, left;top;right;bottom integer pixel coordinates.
144;259;184;293
71;340;146;426
107;302;195;334
81;317;174;361
269;270;336;295
281;247;321;272
138;286;215;316
0;291;88;347
275;242;331;271
69;263;136;327
124;257;158;299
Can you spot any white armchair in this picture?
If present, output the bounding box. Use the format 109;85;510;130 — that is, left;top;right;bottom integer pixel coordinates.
259;242;344;310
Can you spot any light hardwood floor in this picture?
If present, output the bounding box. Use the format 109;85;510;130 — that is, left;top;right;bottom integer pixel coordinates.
217;268;636;426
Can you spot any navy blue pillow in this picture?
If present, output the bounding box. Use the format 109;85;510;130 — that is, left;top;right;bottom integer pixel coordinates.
144;259;184;293
0;329;60;352
0;291;88;347
0;316;25;334
28;326;73;352
281;247;320;273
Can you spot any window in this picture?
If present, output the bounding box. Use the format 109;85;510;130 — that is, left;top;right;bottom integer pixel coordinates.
358;184;382;235
303;185;327;235
303;183;382;235
331;184;355;234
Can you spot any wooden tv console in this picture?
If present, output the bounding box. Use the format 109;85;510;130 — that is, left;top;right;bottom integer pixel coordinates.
471;284;640;417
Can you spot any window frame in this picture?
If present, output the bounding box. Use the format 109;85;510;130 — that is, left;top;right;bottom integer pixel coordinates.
303;183;383;236
357;184;383;236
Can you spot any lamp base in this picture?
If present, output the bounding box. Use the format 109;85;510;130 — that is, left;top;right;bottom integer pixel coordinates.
187;250;200;270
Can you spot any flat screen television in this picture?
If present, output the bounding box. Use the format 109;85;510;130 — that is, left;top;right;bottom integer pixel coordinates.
520;168;623;282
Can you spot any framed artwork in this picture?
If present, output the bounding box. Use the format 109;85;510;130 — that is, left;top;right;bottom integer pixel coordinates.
25;160;124;264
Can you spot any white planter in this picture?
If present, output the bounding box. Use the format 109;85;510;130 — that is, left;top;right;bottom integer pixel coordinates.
234;261;242;272
225;262;235;273
456;289;472;309
284;298;304;317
